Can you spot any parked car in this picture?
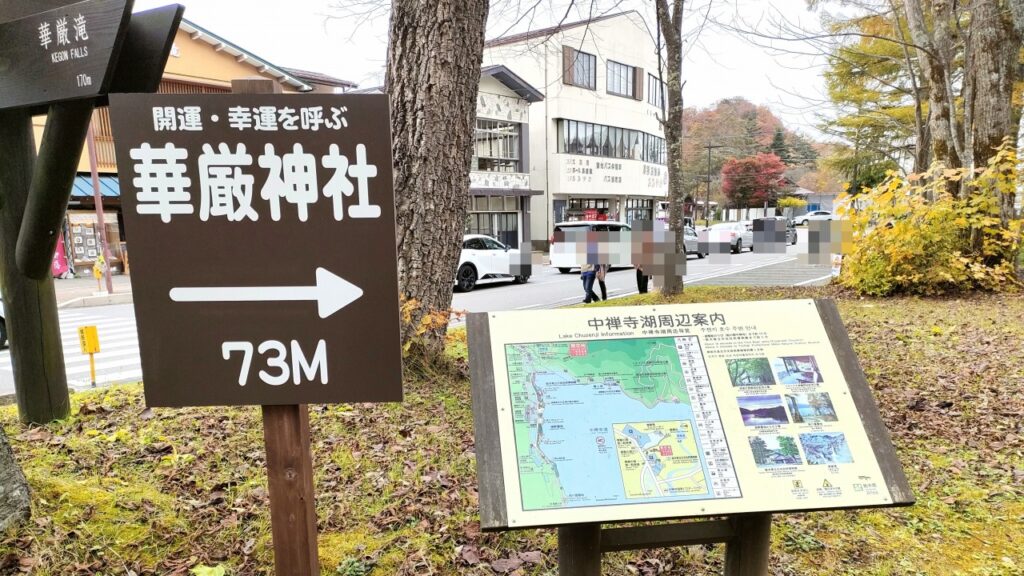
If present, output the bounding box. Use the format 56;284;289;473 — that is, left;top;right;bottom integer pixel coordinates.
684;226;707;258
549;220;632;273
455;234;528;292
797;210;833;225
708;221;754;254
0;298;6;348
752;217;798;246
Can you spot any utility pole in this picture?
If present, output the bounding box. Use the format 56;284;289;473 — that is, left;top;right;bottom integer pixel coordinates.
704;144;725;227
86;122;115;294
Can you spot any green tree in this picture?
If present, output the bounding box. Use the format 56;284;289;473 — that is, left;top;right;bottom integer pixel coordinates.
778;436;800;458
820;13;920;179
728;358;774;385
770;126;791;164
749;436;770;466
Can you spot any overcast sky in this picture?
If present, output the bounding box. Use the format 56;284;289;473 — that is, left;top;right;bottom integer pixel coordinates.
135;0;832;135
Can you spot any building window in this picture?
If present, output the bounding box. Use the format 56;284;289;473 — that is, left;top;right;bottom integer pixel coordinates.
466;195;520;248
625;198;654;223
647;73;666;109
472;119;520;173
607;60;637;98
566;198;611;221
563;47;596;90
557;119;665;165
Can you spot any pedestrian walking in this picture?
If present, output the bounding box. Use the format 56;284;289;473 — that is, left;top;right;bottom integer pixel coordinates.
636;265;650;294
581;263;600;303
596;263;609;301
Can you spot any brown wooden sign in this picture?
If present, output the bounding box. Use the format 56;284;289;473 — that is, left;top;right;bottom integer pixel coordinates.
0;0;133;112
109;93;403;407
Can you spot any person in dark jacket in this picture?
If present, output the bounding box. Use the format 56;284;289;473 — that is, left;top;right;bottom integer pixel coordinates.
581;262;600;303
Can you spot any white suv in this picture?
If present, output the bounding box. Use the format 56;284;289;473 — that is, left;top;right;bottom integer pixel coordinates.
455;234;529;292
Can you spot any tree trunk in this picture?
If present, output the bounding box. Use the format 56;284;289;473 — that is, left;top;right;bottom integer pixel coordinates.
965;0;1021;222
0;110;71;424
655;0;686;295
386;0;489;350
0;426;30;531
904;0;963;177
890;1;930;172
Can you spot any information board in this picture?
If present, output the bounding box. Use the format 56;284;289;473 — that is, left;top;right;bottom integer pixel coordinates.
468;299;913;530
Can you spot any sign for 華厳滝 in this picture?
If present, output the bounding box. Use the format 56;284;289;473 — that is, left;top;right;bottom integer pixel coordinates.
108;93;403;408
467;299;914;530
0;0;133;111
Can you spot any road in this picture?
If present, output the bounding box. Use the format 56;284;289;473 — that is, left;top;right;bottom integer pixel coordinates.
0;230;832;396
0;304;140;397
452;228;832;317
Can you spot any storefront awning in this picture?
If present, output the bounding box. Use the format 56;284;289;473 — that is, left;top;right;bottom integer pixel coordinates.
470;188;543;196
71;174;120;198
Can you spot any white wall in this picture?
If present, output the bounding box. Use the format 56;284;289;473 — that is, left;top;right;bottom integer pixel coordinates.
484;12;667;244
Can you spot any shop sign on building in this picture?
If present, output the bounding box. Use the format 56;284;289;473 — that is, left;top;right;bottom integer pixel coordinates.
558;156;667;196
109;93;403;407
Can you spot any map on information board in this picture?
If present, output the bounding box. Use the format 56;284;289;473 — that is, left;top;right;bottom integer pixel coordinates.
469;299;913;530
506;338;739;512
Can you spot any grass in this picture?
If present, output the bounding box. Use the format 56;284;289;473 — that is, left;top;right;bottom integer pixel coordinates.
1;286;1022;575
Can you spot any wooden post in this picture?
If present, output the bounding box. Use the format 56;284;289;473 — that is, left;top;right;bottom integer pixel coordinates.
558;523;602;576
231;76;320;575
724;513;772;576
86;123;115;294
262;404;319;575
0;109;71;424
15;100;95;280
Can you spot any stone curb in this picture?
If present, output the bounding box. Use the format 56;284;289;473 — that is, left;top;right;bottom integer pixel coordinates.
58;292;134;309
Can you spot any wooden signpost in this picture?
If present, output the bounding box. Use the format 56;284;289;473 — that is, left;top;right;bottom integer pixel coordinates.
0;0;181;424
108;80;404;573
468;299;914;575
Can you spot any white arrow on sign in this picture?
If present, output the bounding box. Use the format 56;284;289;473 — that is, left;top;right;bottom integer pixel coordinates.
169;267;363;319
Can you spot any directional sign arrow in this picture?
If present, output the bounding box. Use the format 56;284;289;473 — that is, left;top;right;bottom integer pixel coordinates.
169;267;363;319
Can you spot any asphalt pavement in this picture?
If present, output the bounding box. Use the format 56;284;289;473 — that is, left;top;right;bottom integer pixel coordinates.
451;228;832;318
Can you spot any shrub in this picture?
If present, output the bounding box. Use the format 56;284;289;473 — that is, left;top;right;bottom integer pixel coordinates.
778;197;808;209
837;144;1023;296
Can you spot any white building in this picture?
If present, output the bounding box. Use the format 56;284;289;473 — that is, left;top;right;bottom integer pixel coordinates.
484;11;669;249
466;66;544;249
352;67;544;249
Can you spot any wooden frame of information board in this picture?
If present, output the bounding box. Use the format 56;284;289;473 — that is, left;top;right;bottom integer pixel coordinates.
468;299;913;575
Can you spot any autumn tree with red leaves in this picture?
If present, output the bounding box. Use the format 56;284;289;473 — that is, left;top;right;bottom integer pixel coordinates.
721;153;787;209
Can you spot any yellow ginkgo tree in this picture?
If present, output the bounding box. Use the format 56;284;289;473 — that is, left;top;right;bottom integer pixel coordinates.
838;142;1023;296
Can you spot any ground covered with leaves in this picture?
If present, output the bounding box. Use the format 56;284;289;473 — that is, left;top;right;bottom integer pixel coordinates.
1;286;1022;575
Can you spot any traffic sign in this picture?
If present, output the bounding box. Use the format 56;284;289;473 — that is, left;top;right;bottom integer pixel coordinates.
0;0;133;112
77;325;99;354
109;93;403;407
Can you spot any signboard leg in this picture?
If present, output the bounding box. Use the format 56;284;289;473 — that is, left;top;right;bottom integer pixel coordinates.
558;523;602;576
724;513;772;576
0;108;70;424
262;404;319;575
16;100;96;280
